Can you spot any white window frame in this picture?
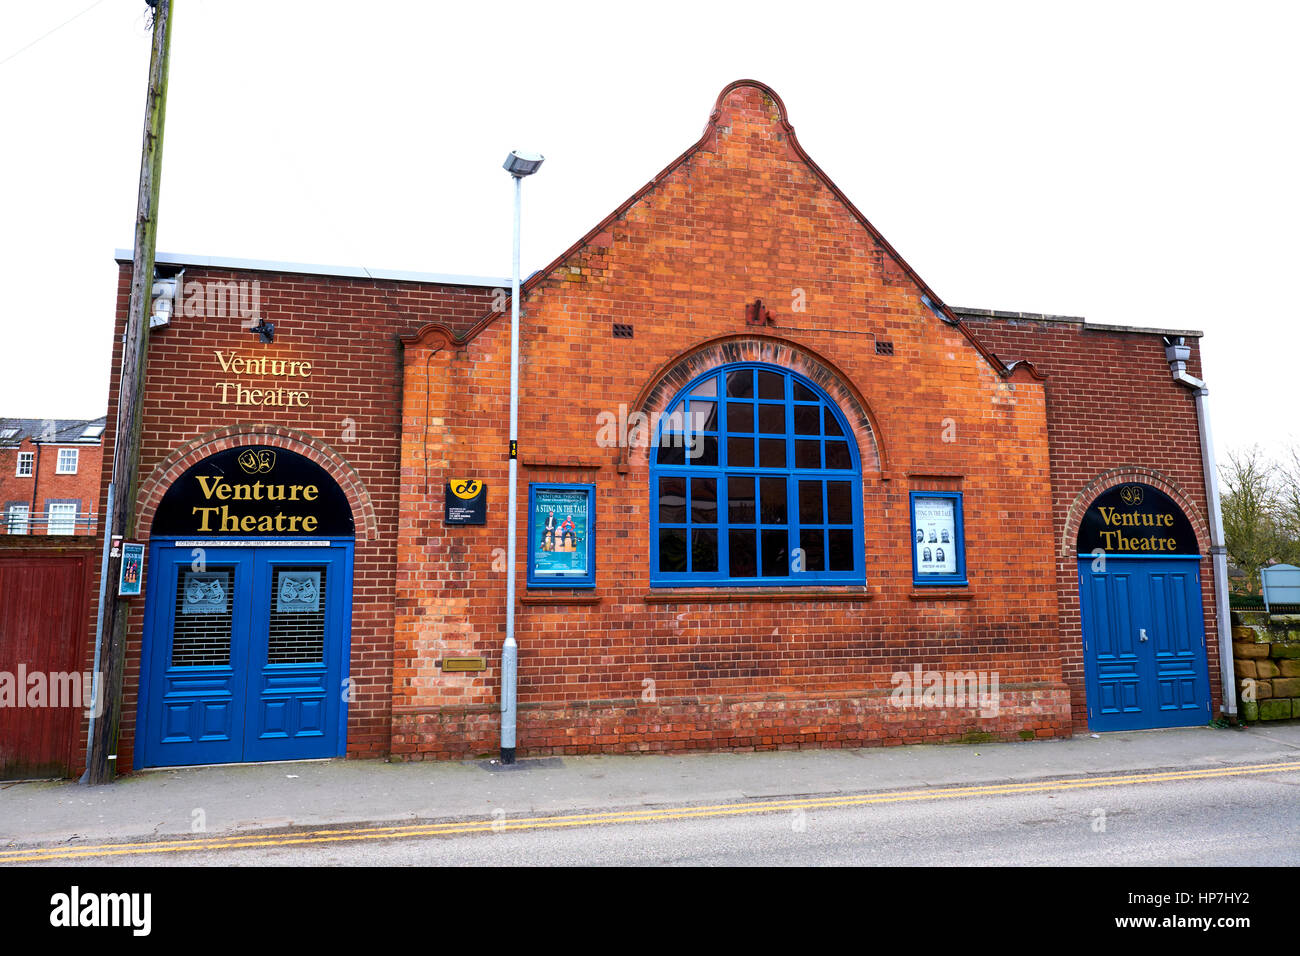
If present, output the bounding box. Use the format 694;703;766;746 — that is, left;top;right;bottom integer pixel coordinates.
6;504;30;534
46;502;77;535
16;451;34;477
56;448;79;474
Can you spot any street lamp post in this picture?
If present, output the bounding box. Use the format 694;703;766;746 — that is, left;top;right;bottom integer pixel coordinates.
501;150;544;765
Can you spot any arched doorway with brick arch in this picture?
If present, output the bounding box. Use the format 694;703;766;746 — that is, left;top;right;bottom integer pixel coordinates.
132;428;376;769
1065;468;1215;732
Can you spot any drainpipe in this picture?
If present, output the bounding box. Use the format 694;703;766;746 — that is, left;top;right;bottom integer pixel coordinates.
29;440;41;528
1164;337;1236;720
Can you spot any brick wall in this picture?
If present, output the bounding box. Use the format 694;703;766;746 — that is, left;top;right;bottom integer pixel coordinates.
83;263;500;771
392;82;1072;759
963;312;1222;729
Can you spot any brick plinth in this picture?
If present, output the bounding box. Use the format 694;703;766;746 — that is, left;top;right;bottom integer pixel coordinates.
391;685;1073;759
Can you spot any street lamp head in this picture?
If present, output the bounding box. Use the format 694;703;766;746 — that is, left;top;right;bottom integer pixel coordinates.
503;150;545;178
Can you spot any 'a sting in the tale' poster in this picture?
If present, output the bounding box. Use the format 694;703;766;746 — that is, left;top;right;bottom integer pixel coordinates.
913;496;958;576
528;484;596;587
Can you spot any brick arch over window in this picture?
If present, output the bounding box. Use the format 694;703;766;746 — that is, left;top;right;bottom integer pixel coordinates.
1060;467;1210;559
626;335;884;472
136;425;378;540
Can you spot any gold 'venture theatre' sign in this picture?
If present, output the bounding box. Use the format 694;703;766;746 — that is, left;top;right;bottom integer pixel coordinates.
152;447;355;537
214;350;313;407
1077;483;1199;555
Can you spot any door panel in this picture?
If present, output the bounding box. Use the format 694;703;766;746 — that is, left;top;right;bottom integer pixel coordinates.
1083;567;1145;721
243;551;346;762
141;551;251;767
1147;567;1206;718
1079;558;1210;731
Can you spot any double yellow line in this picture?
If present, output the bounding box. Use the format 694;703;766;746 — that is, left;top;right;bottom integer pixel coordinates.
4;760;1297;863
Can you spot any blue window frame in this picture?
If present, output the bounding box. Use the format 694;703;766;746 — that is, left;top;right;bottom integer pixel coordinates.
650;363;864;586
909;491;967;586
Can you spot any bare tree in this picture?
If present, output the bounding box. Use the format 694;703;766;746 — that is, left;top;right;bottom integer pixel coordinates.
1221;446;1283;592
1275;446;1300;567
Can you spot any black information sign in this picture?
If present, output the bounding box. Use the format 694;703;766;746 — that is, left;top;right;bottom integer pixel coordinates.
444;479;487;525
153;446;354;537
1077;483;1198;556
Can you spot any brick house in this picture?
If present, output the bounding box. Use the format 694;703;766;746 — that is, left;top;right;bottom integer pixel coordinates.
67;79;1227;773
0;417;106;536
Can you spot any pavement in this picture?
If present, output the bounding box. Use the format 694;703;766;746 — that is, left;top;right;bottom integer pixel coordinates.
3;722;1299;850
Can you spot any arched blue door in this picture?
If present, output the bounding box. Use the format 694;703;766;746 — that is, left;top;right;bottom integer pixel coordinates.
135;445;356;768
1076;483;1212;731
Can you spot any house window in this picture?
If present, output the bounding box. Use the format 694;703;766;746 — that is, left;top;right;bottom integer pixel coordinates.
56;448;79;474
650;363;864;586
16;451;34;477
46;502;77;535
910;492;968;586
6;505;29;534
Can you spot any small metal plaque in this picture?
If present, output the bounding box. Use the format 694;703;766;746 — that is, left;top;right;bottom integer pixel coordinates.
441;657;486;672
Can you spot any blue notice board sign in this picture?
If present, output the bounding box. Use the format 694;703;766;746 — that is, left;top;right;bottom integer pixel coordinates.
527;483;596;588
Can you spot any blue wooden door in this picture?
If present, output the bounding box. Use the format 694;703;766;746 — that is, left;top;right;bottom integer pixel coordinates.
138;542;350;768
243;547;350;762
1078;557;1211;731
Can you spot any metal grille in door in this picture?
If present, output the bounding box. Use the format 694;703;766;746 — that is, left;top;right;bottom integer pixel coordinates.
172;568;233;666
267;566;327;664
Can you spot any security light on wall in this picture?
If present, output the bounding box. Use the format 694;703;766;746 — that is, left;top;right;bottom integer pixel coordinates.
503;150;545;178
247;318;276;343
150;273;181;329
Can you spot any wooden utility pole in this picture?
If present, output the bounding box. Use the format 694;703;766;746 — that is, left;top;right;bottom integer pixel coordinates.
86;0;174;785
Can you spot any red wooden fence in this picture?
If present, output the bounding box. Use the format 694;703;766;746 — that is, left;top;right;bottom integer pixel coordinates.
0;548;92;779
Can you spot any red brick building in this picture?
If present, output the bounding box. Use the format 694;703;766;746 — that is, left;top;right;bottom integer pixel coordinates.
66;80;1229;773
959;309;1223;731
0;417;106;537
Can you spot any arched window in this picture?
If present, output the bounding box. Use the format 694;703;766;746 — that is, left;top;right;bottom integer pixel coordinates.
650;363;864;586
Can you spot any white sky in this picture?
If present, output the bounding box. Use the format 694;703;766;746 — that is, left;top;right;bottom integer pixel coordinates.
1;0;1295;463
